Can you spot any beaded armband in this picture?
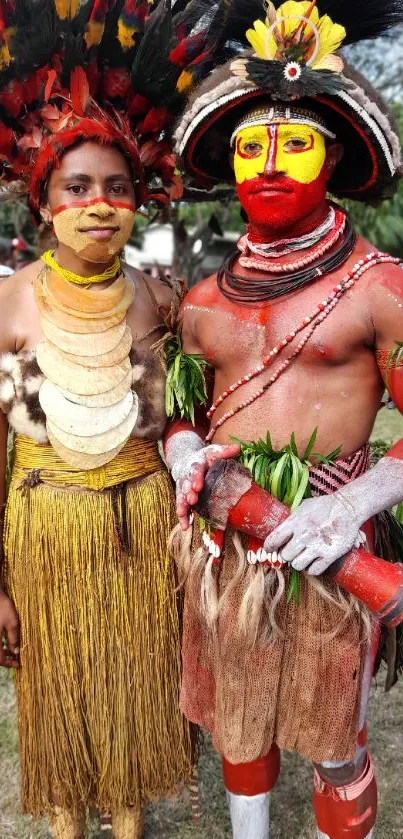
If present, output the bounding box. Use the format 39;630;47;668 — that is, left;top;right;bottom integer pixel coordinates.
376;342;403;380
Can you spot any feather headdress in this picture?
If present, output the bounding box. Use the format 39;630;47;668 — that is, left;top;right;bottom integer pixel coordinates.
0;0;217;217
174;0;403;202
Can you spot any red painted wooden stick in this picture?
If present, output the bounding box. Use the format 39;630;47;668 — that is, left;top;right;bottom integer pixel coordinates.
226;481;403;629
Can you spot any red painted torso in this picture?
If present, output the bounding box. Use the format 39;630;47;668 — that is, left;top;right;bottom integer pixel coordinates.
181;236;403;456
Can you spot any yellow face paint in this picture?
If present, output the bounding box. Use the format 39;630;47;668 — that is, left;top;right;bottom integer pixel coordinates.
234;123;326;185
52;201;136;264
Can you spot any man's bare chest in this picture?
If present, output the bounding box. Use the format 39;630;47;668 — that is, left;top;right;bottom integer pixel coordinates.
190;290;368;373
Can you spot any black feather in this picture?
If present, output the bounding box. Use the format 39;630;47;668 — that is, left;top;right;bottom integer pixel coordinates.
130;0;180;102
4;0;59;75
172;0;221;40
244;57;345;98
202;0;403;50
315;0;403;45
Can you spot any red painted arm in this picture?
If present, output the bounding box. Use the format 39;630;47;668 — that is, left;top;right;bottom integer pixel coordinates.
384;365;403;459
197;461;403;628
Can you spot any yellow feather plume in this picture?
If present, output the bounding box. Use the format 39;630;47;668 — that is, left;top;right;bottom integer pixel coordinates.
246;0;346;70
84;20;105;48
117;19;137;51
54;0;79;20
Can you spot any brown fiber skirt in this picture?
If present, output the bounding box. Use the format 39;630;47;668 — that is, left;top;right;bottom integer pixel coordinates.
180;525;371;765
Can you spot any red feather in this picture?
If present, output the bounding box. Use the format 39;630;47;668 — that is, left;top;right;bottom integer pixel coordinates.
120;0;149;27
102;68;130;99
70;67;90;117
168;174;184;201
0;124;14;155
23;69;47;106
139;139;160;167
139;106;171;134
169;32;205;68
127;92;149;117
44;69;58;103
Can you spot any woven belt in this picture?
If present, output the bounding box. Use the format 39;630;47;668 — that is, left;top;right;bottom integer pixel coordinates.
11;434;164;491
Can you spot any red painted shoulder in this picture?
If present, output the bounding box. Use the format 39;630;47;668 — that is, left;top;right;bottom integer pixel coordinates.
180;274;220;313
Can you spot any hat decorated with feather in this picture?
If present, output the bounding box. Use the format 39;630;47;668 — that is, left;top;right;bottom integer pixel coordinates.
174;0;403;202
0;0;217;219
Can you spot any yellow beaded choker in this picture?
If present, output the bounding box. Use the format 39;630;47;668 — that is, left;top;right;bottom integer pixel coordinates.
41;250;121;285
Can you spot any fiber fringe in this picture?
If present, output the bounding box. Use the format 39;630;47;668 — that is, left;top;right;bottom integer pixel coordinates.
3;471;194;817
171;521;372;647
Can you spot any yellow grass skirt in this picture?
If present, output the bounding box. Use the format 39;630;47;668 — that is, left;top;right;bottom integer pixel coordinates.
2;436;193;817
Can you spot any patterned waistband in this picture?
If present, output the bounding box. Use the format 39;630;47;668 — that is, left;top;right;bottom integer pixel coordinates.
309;444;370;497
11;434;164;491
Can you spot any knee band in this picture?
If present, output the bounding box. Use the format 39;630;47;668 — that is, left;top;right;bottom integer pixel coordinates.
313;753;377;839
223;744;281;796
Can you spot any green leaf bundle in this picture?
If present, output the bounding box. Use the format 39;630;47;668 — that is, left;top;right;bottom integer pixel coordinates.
164;333;210;424
234;429;342;603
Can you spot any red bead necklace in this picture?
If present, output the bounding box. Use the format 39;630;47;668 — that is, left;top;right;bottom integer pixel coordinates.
238;206;346;273
205;252;400;442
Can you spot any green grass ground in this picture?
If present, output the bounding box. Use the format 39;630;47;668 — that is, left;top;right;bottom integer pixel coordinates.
1;407;403;838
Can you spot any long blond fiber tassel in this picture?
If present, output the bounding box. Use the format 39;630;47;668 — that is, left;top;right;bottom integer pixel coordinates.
49;806;85;839
112;806;144;839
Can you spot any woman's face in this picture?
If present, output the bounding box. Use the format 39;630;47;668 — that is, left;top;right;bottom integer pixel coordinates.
43;141;137;264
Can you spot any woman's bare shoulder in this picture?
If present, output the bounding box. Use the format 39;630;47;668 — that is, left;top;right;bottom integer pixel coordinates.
0;262;40;352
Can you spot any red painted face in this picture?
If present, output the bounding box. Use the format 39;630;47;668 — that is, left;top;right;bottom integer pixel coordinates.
234;123;330;235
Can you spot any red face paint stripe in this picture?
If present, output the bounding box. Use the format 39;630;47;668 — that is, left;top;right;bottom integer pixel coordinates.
287;133;315;154
236;136;261;160
388;439;403;460
53;198;136;216
265;125;278;174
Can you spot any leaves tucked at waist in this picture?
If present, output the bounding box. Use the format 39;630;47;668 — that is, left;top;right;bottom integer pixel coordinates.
164;332;210;425
233;428;342;603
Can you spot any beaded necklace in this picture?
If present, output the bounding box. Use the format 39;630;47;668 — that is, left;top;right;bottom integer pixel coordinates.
41;250;121;285
217;216;356;303
238;208;346;272
245;206;336;257
205;252;401;442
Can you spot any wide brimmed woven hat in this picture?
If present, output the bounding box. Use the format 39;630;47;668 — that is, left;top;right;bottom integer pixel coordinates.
174;0;403;202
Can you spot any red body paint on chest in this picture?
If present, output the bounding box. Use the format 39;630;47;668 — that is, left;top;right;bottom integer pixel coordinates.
184;277;272;325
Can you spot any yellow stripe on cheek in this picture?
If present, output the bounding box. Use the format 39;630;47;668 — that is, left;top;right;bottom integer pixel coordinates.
276;127;326;184
234;127;270;184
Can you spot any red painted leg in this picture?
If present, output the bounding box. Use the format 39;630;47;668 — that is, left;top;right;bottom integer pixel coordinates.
223;747;280;839
313;754;377;839
223;744;281;795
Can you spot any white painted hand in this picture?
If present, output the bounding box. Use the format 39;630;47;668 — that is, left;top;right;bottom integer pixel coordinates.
264;493;362;576
165;431;239;530
265;455;403;576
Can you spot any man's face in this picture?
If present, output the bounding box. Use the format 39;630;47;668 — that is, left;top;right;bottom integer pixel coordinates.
234;122;330;231
44;142;137;264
